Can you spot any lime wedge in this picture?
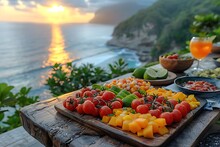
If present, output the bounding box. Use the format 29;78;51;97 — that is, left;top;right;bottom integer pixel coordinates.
132;67;146;78
156;68;168;79
144;68;157;80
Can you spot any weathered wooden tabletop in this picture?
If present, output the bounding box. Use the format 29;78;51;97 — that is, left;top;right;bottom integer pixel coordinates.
20;55;220;147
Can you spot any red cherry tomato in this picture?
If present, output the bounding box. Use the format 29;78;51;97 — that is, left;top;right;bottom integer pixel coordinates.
73;91;82;98
99;106;112;118
111;101;122;109
102;91;116;101
116;98;123;106
82;100;96;115
136;105;149;114
168;99;178;107
175;104;187;118
76;104;84;114
91;90;98;96
80;87;91;97
131;99;142;110
147;95;154;102
133;91;143;98
85;97;93;102
65;96;78;111
160;112;173;125
83;91;93;98
181;101;191;113
92;107;99;117
172;109;182;123
156;96;165;104
149;109;161;118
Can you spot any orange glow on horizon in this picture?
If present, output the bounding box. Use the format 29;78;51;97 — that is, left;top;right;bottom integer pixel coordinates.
0;1;94;24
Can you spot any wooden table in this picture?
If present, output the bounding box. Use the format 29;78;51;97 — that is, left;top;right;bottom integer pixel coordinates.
20;57;220;147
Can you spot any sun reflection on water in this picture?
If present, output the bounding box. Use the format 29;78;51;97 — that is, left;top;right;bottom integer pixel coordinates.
43;25;73;67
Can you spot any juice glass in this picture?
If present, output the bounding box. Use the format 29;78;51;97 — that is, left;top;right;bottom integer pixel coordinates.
190;37;212;72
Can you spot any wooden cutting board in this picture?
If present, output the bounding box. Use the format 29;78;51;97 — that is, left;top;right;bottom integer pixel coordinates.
54;98;206;147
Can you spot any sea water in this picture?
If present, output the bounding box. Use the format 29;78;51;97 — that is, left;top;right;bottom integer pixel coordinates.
0;22;141;100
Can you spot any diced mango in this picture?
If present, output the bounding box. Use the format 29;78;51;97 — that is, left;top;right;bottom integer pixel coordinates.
149;116;157;121
129;113;140;119
187;94;197;102
135;118;148;129
138;113;152;119
148;121;159;133
158;126;169;135
102;116;111;123
137;130;144;137
154;118;167;127
114;110;123;116
129;121;142;133
108;116;117;127
143;125;154;139
122;120;132;131
116;116;123;127
123;115;133;121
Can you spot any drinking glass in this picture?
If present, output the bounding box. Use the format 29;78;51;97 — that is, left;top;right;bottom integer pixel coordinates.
190;37;213;73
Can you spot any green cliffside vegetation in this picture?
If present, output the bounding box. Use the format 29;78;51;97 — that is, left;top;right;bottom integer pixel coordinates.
108;0;220;60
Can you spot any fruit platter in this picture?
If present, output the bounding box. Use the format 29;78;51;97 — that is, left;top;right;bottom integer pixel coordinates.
54;77;206;147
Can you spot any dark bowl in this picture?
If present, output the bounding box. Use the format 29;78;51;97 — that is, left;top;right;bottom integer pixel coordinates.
159;56;194;73
213;57;220;67
174;76;220;98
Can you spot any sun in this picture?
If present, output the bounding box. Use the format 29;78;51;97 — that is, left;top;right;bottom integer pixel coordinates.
48;5;65;13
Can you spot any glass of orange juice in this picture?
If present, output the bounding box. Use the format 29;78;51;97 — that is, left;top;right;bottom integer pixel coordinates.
190;37;213;72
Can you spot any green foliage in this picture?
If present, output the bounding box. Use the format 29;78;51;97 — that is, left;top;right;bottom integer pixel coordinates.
46;58;133;96
0;83;39;134
190;14;220;42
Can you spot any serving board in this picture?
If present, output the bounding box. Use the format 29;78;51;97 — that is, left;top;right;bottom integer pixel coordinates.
54;97;206;147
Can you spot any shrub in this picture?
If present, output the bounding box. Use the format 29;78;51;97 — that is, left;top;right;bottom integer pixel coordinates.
46;58;134;96
0;83;39;134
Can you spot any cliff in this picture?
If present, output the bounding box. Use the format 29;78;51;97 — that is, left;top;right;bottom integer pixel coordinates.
107;0;220;59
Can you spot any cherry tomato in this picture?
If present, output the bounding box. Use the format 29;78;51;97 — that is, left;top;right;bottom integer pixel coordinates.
149;109;161;118
102;91;115;101
83;100;96;115
92;107;99;117
172;109;182;123
83;91;93;98
99;106;112;118
168;99;178;108
92;98;99;106
147;95;154;102
181;101;191;113
73;91;82;98
133;91;142;98
136;105;149;114
76;104;84;114
116;98;123;106
131;99;142;110
96;96;106;106
80;87;91;97
111;101;122;109
175;104;187;118
65;96;78;111
156;96;165;104
85;97;93;102
158;106;163;112
160;112;173;125
91;90;98;96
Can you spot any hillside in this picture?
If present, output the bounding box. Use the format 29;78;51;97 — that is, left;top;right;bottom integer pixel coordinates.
107;0;220;60
90;0;156;25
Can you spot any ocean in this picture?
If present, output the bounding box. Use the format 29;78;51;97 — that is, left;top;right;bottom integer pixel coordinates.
0;22;142;100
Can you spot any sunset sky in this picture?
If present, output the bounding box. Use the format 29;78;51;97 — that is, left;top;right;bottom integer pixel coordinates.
0;0;151;24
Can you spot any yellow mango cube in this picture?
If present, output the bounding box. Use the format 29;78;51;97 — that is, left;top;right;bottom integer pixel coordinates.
143;125;154;139
154;118;167;127
137;130;144;137
158;126;169;135
122;120;132;131
135;118;148;129
116;116;123;127
129;121;142;133
148;121;159;133
102;116;111;123
108;116;117;127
